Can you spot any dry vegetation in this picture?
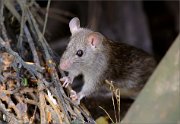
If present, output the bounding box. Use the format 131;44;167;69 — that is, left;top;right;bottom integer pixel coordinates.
0;0;94;123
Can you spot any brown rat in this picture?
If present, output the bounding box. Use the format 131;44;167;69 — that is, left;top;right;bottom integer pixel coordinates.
59;17;156;104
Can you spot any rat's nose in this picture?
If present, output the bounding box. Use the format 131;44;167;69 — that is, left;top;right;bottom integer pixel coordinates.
59;60;71;71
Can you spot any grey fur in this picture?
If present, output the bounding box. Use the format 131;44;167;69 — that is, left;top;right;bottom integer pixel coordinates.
59;17;156;104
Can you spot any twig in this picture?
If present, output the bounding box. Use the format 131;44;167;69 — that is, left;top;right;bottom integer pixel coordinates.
0;91;21;119
45;94;63;123
33;2;71;24
28;92;38;101
24;98;38;105
26;8;71;123
0;0;9;42
14;94;29;123
0;34;48;123
17;0;26;54
42;0;51;36
1;1;95;123
115;88;120;122
0;101;19;124
0;37;40;77
0;74;5;82
24;22;47;123
4;0;21;21
29;106;37;124
105;80;121;122
25;7;71;123
99;106;114;123
112;93;117;123
19;87;36;94
38;88;46;124
24;25;40;64
64;96;95;123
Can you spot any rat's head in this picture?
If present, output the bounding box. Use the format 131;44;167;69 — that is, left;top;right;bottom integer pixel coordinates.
59;17;107;73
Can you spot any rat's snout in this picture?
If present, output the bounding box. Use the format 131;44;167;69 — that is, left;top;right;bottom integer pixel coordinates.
59;59;71;71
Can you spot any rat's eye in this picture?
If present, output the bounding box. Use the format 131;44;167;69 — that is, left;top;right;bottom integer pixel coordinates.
76;49;83;57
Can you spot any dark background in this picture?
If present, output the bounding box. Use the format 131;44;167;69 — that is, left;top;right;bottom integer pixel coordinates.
37;1;179;62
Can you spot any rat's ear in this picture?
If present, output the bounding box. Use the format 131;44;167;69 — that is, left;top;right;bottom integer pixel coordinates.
69;17;80;34
87;32;104;49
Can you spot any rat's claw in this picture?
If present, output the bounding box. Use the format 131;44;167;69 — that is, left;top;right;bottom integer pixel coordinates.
60;77;71;87
70;90;83;105
63;79;69;87
70;90;78;101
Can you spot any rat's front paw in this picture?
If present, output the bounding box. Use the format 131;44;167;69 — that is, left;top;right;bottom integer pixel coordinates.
60;76;72;87
70;90;82;105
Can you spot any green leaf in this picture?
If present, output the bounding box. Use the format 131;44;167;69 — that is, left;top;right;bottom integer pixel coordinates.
23;78;28;86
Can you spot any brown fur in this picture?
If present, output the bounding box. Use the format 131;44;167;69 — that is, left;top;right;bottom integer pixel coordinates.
59;17;156;103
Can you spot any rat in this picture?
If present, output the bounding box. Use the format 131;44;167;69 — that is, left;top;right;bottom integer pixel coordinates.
59;17;156;104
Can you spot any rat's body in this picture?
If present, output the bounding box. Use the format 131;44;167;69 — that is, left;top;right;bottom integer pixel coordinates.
59;17;156;104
